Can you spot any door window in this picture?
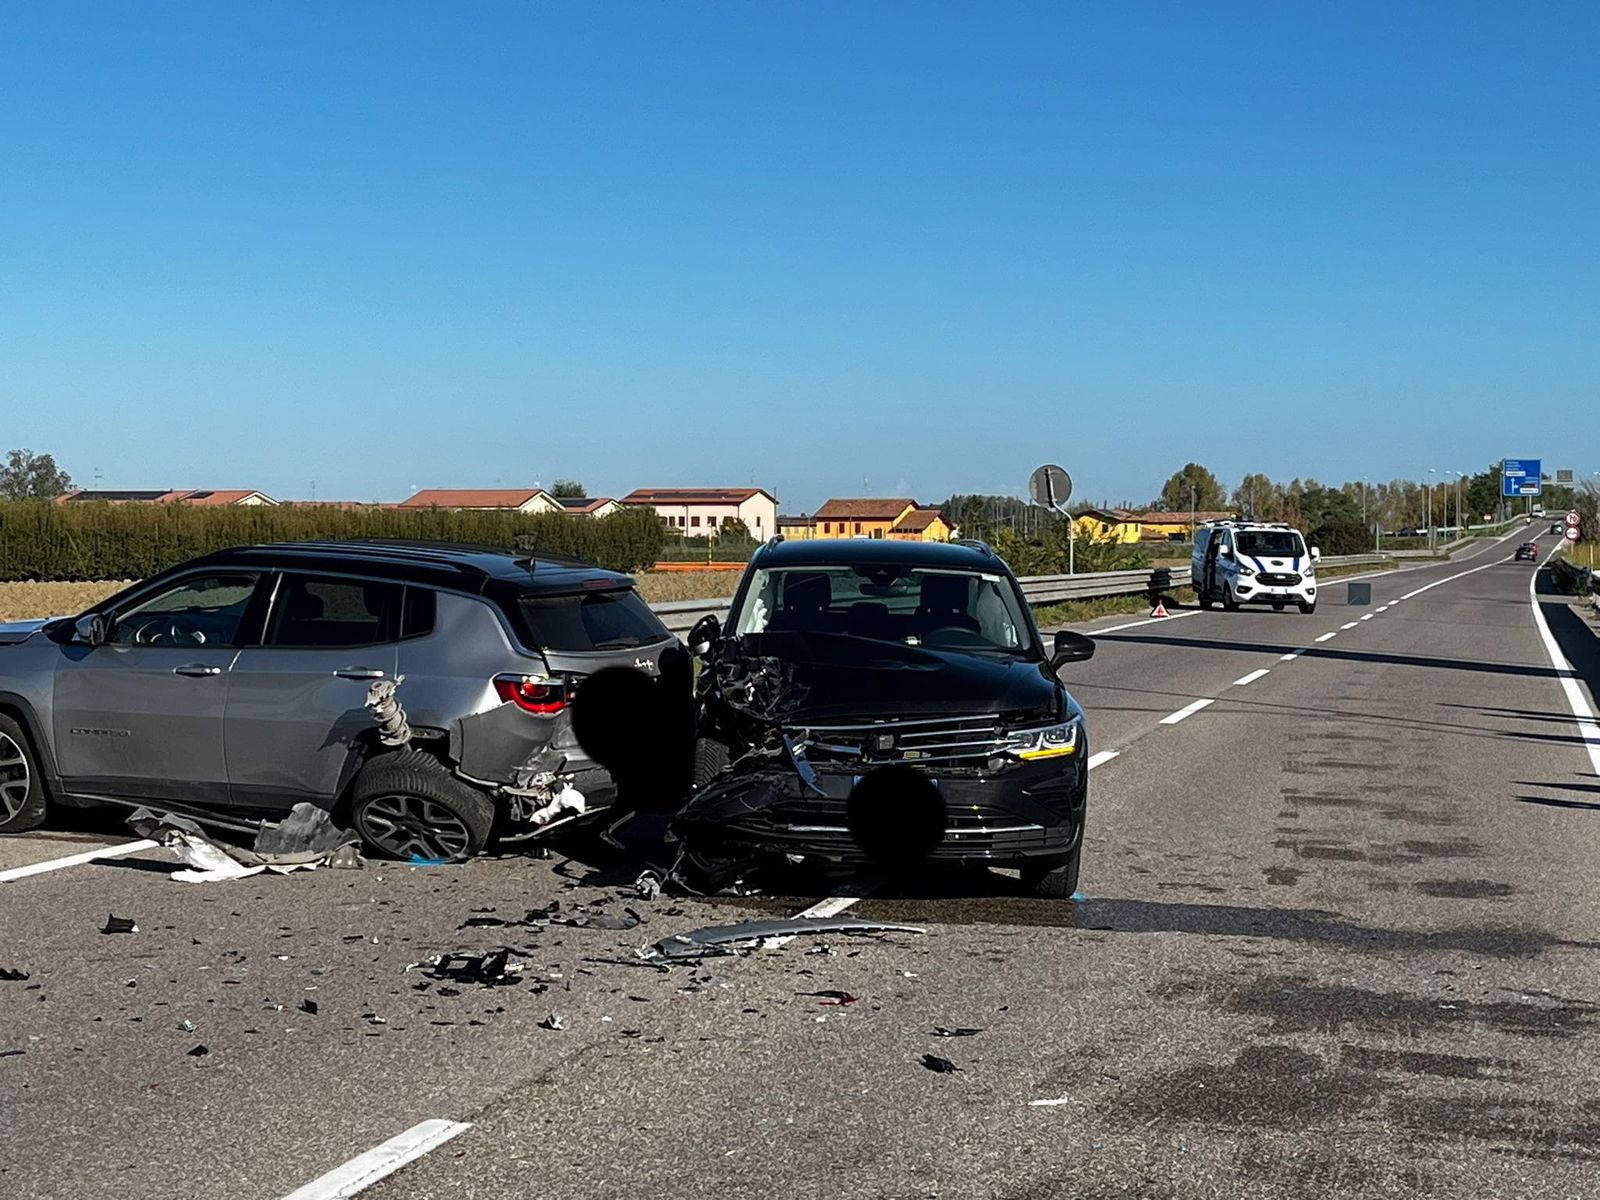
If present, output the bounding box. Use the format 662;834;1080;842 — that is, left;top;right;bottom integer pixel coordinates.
266;575;403;648
108;573;262;647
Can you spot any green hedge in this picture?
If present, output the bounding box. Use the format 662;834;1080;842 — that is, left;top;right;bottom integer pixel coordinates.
0;501;666;581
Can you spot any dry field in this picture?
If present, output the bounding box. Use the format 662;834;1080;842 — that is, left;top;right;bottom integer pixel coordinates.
0;581;129;623
0;573;734;623
632;571;738;604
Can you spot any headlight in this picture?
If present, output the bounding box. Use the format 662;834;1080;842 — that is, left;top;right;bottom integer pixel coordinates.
1236;563;1256;577
1003;718;1081;760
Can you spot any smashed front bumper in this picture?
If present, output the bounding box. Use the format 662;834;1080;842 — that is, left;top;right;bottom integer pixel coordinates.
671;758;1085;875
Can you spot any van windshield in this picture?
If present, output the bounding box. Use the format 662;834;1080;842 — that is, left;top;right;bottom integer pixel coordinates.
1235;531;1305;557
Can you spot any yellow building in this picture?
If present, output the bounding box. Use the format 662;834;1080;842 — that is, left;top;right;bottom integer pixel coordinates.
1072;508;1143;544
789;498;952;541
1126;510;1237;541
888;507;953;542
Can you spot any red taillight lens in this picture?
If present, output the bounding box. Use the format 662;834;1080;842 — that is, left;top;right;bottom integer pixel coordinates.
493;673;568;714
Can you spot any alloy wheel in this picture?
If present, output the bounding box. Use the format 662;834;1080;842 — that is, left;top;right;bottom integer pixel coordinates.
0;732;31;820
356;792;472;860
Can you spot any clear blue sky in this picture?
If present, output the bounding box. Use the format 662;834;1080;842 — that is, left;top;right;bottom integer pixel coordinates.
3;2;1596;511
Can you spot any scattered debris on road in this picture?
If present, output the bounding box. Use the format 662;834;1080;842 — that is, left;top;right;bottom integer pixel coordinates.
186;1044;209;1057
540;1012;566;1031
0;968;29;981
127;804;362;883
921;1054;960;1073
648;917;925;961
1029;1095;1072;1107
801;989;859;1005
931;1026;981;1037
101;914;138;934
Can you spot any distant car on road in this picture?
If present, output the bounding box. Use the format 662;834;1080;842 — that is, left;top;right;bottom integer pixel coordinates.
0;540;681;859
1514;542;1540;562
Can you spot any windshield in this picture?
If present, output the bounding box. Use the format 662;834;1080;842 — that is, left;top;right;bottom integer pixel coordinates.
731;564;1034;655
1235;530;1306;558
517;588;670;651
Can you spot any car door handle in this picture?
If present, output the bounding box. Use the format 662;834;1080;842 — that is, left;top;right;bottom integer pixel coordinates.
333;668;386;680
173;663;223;677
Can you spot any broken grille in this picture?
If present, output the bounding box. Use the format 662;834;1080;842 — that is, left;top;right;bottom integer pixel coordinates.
790;715;1006;765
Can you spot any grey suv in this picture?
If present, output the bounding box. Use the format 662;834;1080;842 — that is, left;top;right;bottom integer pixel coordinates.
0;540;679;860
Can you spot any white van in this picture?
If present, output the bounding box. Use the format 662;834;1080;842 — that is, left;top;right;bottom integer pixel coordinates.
1192;521;1320;614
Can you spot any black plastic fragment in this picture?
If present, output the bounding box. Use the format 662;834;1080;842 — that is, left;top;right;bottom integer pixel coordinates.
931;1027;982;1038
101;915;138;935
921;1054;960;1073
0;969;29;982
299;998;319;1015
187;1044;210;1057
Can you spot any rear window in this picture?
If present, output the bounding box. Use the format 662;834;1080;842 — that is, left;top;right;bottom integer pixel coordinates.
516;588;670;652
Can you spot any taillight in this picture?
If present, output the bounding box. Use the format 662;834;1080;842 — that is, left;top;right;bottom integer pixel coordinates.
493;673;568;714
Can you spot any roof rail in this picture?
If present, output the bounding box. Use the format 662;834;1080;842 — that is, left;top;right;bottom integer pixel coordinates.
953;538;995;557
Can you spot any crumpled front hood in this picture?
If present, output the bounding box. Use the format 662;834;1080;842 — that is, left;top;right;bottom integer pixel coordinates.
714;632;1060;724
0;617;60;646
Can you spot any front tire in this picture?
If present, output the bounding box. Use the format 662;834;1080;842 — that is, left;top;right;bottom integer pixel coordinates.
1222;585;1240;612
1022;844;1082;899
1298;599;1317;614
0;715;48;834
691;736;732;790
349;750;494;862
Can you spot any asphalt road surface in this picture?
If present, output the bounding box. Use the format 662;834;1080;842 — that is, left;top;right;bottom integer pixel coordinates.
4;525;1599;1200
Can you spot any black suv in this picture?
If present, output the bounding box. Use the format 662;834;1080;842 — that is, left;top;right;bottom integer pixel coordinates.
0;539;679;860
675;538;1095;897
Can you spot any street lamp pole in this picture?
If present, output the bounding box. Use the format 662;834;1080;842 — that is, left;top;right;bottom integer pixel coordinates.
1427;468;1438;551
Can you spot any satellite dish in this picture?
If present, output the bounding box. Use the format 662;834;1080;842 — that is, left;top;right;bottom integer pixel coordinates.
1028;464;1072;511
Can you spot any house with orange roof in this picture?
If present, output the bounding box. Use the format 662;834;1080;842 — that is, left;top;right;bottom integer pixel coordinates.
397;488;562;514
621;487;777;540
57;488;278;506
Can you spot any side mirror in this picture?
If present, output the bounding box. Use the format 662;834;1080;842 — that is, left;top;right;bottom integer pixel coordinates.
1310;546;1322;561
687;613;722;658
1050;630;1095;669
74;613;109;646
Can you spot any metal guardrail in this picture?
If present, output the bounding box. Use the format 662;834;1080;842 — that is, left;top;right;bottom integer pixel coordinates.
648;553;1393;635
1551;555;1595;595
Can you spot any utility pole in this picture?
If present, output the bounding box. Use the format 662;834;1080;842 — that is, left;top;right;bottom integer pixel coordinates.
1189;485;1197;544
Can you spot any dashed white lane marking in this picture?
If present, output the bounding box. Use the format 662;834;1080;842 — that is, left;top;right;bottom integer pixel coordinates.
1360;613;1375;621
1087;750;1120;770
280;1119;472;1200
1233;669;1271;686
0;839;159;884
1399;556;1508;601
1160;698;1214;725
1340;621;1360;630
1376;605;1390;612
1280;649;1307;661
1315;632;1338;643
1530;548;1600;776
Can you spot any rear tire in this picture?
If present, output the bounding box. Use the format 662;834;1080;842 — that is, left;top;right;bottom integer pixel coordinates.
1022;845;1081;899
0;714;48;834
349;749;494;862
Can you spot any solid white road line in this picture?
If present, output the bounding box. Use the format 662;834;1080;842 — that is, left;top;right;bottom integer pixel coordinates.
1233;669;1271;686
1315;632;1338;643
280;1119;471;1200
1160;699;1214;725
1529;549;1600;776
1090;610;1203;635
1087;749;1120;770
0;839;159;884
1340;621;1359;630
1280;649;1307;661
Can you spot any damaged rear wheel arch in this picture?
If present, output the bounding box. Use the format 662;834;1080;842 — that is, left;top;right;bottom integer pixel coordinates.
348;748;495;862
